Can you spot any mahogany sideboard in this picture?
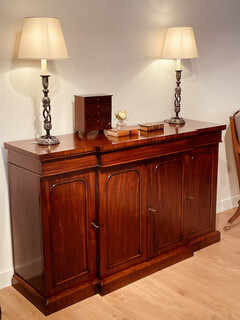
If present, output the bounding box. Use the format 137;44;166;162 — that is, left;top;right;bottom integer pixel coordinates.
4;119;226;315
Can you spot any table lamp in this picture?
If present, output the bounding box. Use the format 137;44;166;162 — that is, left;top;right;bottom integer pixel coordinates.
18;17;69;145
161;27;198;125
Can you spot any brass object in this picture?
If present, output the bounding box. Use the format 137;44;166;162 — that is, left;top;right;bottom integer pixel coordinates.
91;221;103;229
223;224;231;231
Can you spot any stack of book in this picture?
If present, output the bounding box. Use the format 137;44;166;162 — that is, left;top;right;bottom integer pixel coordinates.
105;127;139;137
139;121;164;132
105;122;164;137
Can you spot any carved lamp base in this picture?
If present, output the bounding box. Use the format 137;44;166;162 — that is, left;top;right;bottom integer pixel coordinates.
164;117;185;125
38;75;60;146
37;135;60;145
165;70;185;126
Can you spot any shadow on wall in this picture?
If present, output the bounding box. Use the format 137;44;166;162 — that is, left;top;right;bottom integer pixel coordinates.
155;27;167;58
2;148;8;186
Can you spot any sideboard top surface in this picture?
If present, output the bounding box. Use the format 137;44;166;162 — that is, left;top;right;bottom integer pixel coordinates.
4;119;226;161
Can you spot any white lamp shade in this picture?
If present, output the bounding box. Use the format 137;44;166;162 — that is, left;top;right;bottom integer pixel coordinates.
161;27;198;60
18;17;69;60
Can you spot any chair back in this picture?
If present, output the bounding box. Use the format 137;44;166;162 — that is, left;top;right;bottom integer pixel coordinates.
230;111;240;185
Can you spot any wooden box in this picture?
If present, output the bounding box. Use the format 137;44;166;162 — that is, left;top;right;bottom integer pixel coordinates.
75;94;112;135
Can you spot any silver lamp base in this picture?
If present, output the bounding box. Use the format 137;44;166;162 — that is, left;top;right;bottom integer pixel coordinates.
38;75;60;146
165;70;186;126
37;135;60;145
164;117;185;125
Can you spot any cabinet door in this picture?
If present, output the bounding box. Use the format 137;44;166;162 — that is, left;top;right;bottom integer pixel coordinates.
99;163;147;278
188;145;218;239
148;153;188;259
41;171;97;296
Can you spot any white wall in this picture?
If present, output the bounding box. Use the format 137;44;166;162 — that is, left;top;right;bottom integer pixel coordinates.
1;0;239;288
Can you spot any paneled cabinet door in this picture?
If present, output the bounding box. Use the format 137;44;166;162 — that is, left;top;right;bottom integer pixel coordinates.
188;145;218;240
98;162;148;278
148;152;189;259
41;170;97;296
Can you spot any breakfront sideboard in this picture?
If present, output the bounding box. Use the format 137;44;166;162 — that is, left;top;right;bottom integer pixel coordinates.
4;119;226;315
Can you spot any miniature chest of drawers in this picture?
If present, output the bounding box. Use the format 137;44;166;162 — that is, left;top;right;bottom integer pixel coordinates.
75;94;112;135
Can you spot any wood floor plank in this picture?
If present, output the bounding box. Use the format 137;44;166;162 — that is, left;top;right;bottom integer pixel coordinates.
104;290;180;320
0;208;240;320
169;257;240;295
107;277;213;320
71;295;134;320
151;268;240;319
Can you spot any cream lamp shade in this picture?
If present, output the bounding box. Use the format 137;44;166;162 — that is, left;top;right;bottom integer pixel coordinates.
161;27;198;70
18;17;69;60
18;17;69;75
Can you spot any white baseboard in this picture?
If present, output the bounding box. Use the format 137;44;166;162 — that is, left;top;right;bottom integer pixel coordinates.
217;195;239;213
0;268;13;289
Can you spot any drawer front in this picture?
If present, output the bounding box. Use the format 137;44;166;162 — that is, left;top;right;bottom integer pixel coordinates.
85;117;111;131
85;96;111;105
85;106;111;119
99;138;193;167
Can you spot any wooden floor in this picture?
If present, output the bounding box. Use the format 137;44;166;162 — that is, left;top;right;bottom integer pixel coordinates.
0;208;240;320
